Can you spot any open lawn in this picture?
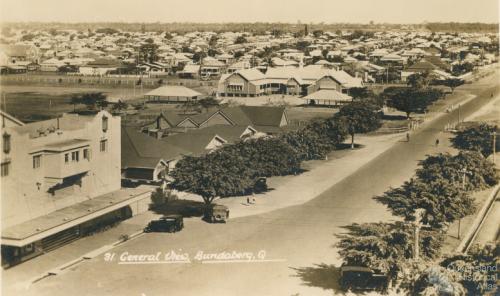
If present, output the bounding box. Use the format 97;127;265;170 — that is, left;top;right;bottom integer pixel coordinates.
286;106;337;123
0;85;148;122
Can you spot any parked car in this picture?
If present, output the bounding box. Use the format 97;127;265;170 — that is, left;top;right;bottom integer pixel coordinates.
144;215;184;233
253;177;268;193
339;265;389;292
205;204;229;223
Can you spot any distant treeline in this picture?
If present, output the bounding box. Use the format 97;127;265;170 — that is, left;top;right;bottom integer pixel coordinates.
3;22;416;34
425;22;498;33
2;22;498;34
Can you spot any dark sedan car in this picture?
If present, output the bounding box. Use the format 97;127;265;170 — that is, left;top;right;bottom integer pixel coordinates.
340;265;389;292
144;215;184;233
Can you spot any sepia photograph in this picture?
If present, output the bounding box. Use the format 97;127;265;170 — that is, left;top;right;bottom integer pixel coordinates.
0;0;499;295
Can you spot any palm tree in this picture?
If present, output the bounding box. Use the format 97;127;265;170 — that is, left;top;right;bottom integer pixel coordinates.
111;100;128;112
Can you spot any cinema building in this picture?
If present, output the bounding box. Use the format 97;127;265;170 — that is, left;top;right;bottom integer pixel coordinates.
1;111;151;267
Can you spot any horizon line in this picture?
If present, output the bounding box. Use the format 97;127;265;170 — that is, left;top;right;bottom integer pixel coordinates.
2;21;499;25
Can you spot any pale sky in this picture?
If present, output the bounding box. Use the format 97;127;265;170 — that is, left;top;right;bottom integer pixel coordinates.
0;0;498;23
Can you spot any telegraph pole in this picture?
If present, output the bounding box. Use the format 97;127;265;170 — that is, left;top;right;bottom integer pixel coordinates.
458;167;469;239
413;209;425;260
491;131;497;165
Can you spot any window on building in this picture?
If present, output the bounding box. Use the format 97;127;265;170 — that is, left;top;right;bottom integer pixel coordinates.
102;116;108;132
64;153;69;163
71;151;79;162
1;162;10;177
83;148;90;160
100;140;108;152
3;133;11;154
33;155;41;169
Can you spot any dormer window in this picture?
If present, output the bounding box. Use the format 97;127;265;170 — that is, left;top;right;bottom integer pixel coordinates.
102;116;108;132
3;133;11;154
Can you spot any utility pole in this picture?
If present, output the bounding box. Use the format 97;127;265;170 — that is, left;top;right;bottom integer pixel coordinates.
414;224;420;260
491;131;497;164
413;208;425;260
458;167;469;240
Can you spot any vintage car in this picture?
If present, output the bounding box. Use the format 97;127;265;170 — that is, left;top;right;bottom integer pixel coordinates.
253;177;268;193
144;215;184;233
205;204;230;223
339;265;389;292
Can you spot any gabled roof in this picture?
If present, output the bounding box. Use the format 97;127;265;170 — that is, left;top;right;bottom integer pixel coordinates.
380;53;403;61
160;131;225;157
271;57;298;66
145;86;202;98
85;58;122;68
159;110;185;127
231;68;266;81
222;106;286;127
319;71;364;88
179;124;256;144
121;127;188;169
145;106;287;132
201;57;225;67
407;60;438;72
424;56;451;71
188;110;234;126
179;64;200;74
303;89;352;101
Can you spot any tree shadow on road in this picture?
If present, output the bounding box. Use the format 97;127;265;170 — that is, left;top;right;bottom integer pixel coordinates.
150;200;206;218
291;263;344;294
381;114;407;121
336;143;365;150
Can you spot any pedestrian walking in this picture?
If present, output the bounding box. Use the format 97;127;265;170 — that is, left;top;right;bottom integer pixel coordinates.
435;138;440;147
247;197;251;205
406;133;410;142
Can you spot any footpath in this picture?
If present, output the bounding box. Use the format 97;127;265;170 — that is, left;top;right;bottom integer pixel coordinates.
442;92;500;253
178;133;404;218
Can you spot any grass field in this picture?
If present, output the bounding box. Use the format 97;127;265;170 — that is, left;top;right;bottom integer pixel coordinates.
0;85;149;122
286;107;337;123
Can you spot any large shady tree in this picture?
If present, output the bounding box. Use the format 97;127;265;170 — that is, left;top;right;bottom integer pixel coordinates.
374;178;475;229
384;87;443;119
416;151;498;192
333;101;381;149
451;123;499;157
170;150;254;205
337;222;444;282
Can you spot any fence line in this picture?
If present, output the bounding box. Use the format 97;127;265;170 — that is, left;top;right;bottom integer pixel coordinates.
1;74;216;88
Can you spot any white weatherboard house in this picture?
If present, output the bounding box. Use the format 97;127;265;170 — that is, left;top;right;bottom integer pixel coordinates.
217;65;361;104
144;85;202;102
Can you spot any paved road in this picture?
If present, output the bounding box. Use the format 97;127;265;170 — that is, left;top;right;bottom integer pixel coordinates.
11;71;500;296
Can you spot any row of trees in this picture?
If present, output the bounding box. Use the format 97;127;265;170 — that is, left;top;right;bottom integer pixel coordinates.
70;92;108;111
376;150;496;228
70;92;129;113
336;124;499;294
171;101;381;205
